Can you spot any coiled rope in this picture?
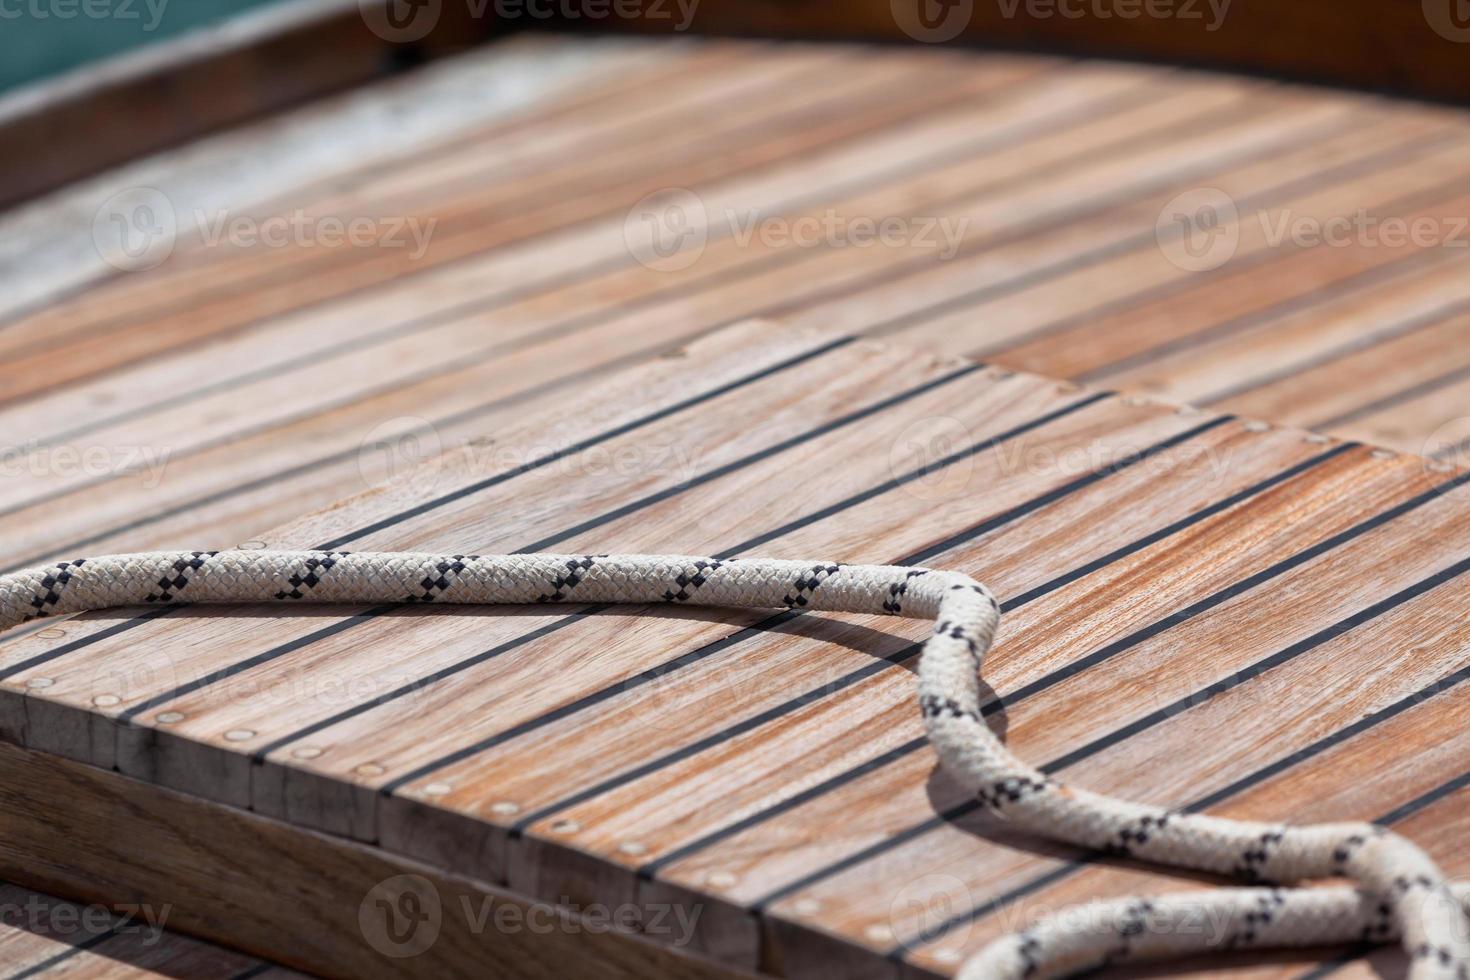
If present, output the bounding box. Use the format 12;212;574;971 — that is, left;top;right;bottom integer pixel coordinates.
1;551;1465;978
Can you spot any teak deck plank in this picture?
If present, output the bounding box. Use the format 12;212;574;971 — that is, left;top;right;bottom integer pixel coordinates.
4;316;1470;978
9;34;1470;980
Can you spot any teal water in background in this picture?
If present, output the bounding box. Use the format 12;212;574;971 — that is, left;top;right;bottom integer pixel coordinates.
0;0;289;95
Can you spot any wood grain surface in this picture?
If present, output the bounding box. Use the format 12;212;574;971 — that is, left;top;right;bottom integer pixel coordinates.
2;313;1468;978
0;879;299;980
6;34;1470;980
4;37;1470;589
0;740;752;979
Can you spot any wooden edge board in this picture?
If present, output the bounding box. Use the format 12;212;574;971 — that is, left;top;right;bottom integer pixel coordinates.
0;739;754;980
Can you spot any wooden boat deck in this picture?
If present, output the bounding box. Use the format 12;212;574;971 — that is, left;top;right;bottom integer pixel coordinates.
3;33;1470;980
2;316;1468;978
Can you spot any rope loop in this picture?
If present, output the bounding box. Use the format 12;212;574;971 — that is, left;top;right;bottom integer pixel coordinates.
2;551;1464;978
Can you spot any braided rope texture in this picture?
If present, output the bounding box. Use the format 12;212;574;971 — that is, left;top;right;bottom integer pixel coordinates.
1;551;1465;978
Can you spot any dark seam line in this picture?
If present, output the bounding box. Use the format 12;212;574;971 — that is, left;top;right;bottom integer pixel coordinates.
0;336;854;680
509;640;921;834
518;441;1347;838
0;606;175;683
1289;770;1470;979
1;76;1158;473
965;128;1467;359
884;553;1470;955
1073;166;1470;385
9;62;1128;424
5;923;121;980
0;317;764;574
631;416;1231;879
1001;443;1358;609
732;392;1113;556
319;334;866;550
1293;947;1376;980
0;46;750;337
120;355;972;727
1077;243;1461;387
744;467;1470;912
900;416;1233;568
1317;358;1470;429
118;613;380;722
874;122;1450;351
376;391;1115;794
517;363;985;553
745;98;1330;337
1200;287;1470;407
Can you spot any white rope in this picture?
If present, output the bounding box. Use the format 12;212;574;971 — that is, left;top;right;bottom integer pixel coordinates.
1;551;1464;978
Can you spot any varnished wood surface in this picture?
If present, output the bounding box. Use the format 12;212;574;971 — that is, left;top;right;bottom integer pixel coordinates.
2;316;1469;978
4;38;1470;587
7;35;1470;979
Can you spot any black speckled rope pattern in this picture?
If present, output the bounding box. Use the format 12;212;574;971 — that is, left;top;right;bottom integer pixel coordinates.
2;551;1465;978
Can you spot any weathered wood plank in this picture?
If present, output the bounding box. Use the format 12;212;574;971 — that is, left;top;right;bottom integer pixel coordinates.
6;315;1470;976
0;741;751;979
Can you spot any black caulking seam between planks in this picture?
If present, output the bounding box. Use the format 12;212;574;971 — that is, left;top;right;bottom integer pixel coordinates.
117;357;985;723
728;99;1350;347
654;465;1470;896
1072;169;1470;386
881;552;1470;956
0;335;855;681
508;443;1354;833
6;57;1131;443
5;921;123;980
4;84;1304;568
876;124;1458;350
1293;773;1470;980
1198;286;1470;407
368;391;1121;792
